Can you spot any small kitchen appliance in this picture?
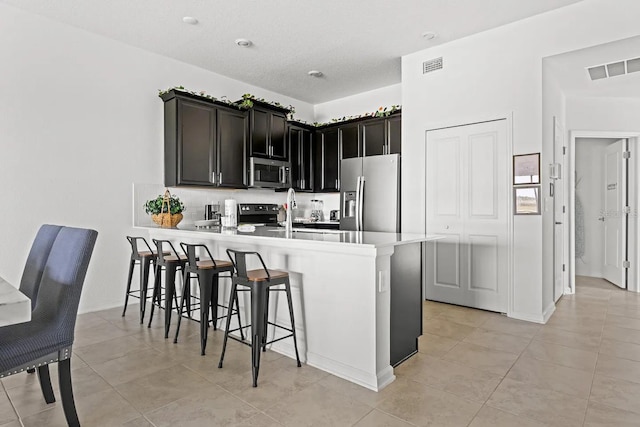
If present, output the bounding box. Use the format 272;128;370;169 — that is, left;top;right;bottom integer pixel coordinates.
310;199;324;222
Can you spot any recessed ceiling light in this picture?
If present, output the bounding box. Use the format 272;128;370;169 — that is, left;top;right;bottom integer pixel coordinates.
182;16;198;25
235;38;252;47
308;70;323;78
421;31;437;40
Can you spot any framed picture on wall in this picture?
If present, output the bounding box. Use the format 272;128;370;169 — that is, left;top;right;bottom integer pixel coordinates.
513;153;540;184
514;185;541;215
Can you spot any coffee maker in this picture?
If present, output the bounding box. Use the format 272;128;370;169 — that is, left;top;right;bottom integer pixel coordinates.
204;204;221;225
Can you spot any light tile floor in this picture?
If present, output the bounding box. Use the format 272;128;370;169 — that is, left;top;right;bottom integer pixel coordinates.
2;276;639;426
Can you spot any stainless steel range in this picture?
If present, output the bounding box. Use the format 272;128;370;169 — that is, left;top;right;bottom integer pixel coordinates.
237;203;280;226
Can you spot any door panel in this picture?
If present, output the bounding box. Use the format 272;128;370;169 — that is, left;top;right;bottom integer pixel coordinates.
426;119;508;313
179;101;215;185
217;109;247;188
603;139;627;288
469;133;497;218
553;117;567;301
435;235;460;287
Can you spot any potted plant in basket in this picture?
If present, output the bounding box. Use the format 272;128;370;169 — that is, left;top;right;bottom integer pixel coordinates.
143;190;185;228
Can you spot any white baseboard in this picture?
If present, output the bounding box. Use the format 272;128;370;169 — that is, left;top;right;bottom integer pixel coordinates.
509;310;546;324
542;300;556;323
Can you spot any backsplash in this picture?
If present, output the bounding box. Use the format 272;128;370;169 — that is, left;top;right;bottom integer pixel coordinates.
132;183;339;227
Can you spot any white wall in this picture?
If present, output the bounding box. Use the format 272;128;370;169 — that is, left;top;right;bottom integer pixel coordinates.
314;84;401;124
575;138;616;277
567;96;640;132
0;3;315;313
402;0;640;322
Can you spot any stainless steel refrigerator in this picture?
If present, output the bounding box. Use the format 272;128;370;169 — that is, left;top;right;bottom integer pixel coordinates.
340;154;400;232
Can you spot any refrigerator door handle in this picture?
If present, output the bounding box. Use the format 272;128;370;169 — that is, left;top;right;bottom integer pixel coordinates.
358;176;365;231
355;176;361;231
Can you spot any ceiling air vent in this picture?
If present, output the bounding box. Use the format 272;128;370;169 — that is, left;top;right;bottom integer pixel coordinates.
587;56;640;81
423;57;443;74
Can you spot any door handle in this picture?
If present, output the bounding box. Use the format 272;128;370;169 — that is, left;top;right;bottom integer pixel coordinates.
555;222;562;225
598;216;605;222
211;172;216;185
219;172;223;185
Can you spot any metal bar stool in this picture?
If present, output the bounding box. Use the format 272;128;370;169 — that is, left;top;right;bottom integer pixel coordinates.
174;243;244;356
147;239;186;338
122;236;161;324
218;249;301;387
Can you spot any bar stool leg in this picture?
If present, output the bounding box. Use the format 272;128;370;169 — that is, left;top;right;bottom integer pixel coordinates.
122;259;135;317
139;258;152;324
262;290;270;352
164;264;178;339
235;288;245;341
251;284;267;387
285;279;302;367
198;269;214;355
218;282;238;368
174;270;189;343
147;264;162;328
211;274;220;330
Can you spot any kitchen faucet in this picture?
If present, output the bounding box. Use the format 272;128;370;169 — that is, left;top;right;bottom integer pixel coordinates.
286;188;297;232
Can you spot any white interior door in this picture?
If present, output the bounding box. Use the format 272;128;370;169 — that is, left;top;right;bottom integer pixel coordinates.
603;139;627;289
425;120;509;313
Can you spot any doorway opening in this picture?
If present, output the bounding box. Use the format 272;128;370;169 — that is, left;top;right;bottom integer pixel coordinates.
568;132;640;294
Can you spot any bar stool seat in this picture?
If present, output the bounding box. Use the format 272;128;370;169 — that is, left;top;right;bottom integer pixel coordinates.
218;250;301;387
174;243;242;356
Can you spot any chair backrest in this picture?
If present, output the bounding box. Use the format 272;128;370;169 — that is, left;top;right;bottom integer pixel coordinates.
153;239;180;264
19;224;63;309
31;226;98;347
226;249;270;280
180;243;217;271
126;236;154;258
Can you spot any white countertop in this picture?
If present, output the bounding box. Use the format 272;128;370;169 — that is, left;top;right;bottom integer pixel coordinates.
137;224;442;250
0;277;31;327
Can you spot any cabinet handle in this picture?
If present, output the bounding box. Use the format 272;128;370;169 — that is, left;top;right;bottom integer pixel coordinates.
211;172;216;185
219;172;223;185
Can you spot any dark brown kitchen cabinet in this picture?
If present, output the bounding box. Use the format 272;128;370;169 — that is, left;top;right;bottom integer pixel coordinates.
161;90;247;188
249;106;288;161
217;109;248;188
314;128;340;192
362;115;401;156
288;124;313;191
339;122;360;159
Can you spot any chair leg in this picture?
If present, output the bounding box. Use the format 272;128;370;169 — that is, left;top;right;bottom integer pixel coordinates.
262;290;270;352
139;258;152;324
285;280;302;367
164;264;178;339
147;264;162;328
122;259;135;317
37;365;56;404
211;274;220;331
251;284;267;387
58;358;80;427
174;271;189;344
218;282;238;369
198;270;213;356
234;289;245;341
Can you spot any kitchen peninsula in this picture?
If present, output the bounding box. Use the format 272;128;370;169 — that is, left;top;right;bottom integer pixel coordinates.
137;224;441;391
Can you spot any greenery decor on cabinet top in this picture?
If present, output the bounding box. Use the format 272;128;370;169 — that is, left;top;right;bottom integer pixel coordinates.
157;86;400;126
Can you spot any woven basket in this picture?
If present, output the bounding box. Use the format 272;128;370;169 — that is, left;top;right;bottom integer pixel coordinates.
151;190;183;228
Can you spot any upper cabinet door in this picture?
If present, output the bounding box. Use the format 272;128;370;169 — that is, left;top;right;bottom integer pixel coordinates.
289;127;302;188
322;128;340;191
362;120;385;156
217;109;247;188
178;100;216;185
270;113;287;160
300;130;313;191
387;116;401;154
250;108;269;157
340;123;360;159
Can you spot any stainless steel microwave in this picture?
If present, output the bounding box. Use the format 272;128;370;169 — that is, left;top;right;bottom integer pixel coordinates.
249;157;291;189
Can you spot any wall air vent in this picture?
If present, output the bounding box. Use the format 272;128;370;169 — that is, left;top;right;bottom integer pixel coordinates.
587;56;640;81
423;57;443;74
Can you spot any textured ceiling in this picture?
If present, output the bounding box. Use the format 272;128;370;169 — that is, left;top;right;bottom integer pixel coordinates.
1;0;583;103
546;35;640;99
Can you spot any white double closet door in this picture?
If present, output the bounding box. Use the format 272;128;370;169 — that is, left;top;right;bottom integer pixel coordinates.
425;119;509;313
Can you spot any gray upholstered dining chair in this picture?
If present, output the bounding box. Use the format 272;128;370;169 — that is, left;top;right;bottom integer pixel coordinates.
0;226;98;427
19;224;63;309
